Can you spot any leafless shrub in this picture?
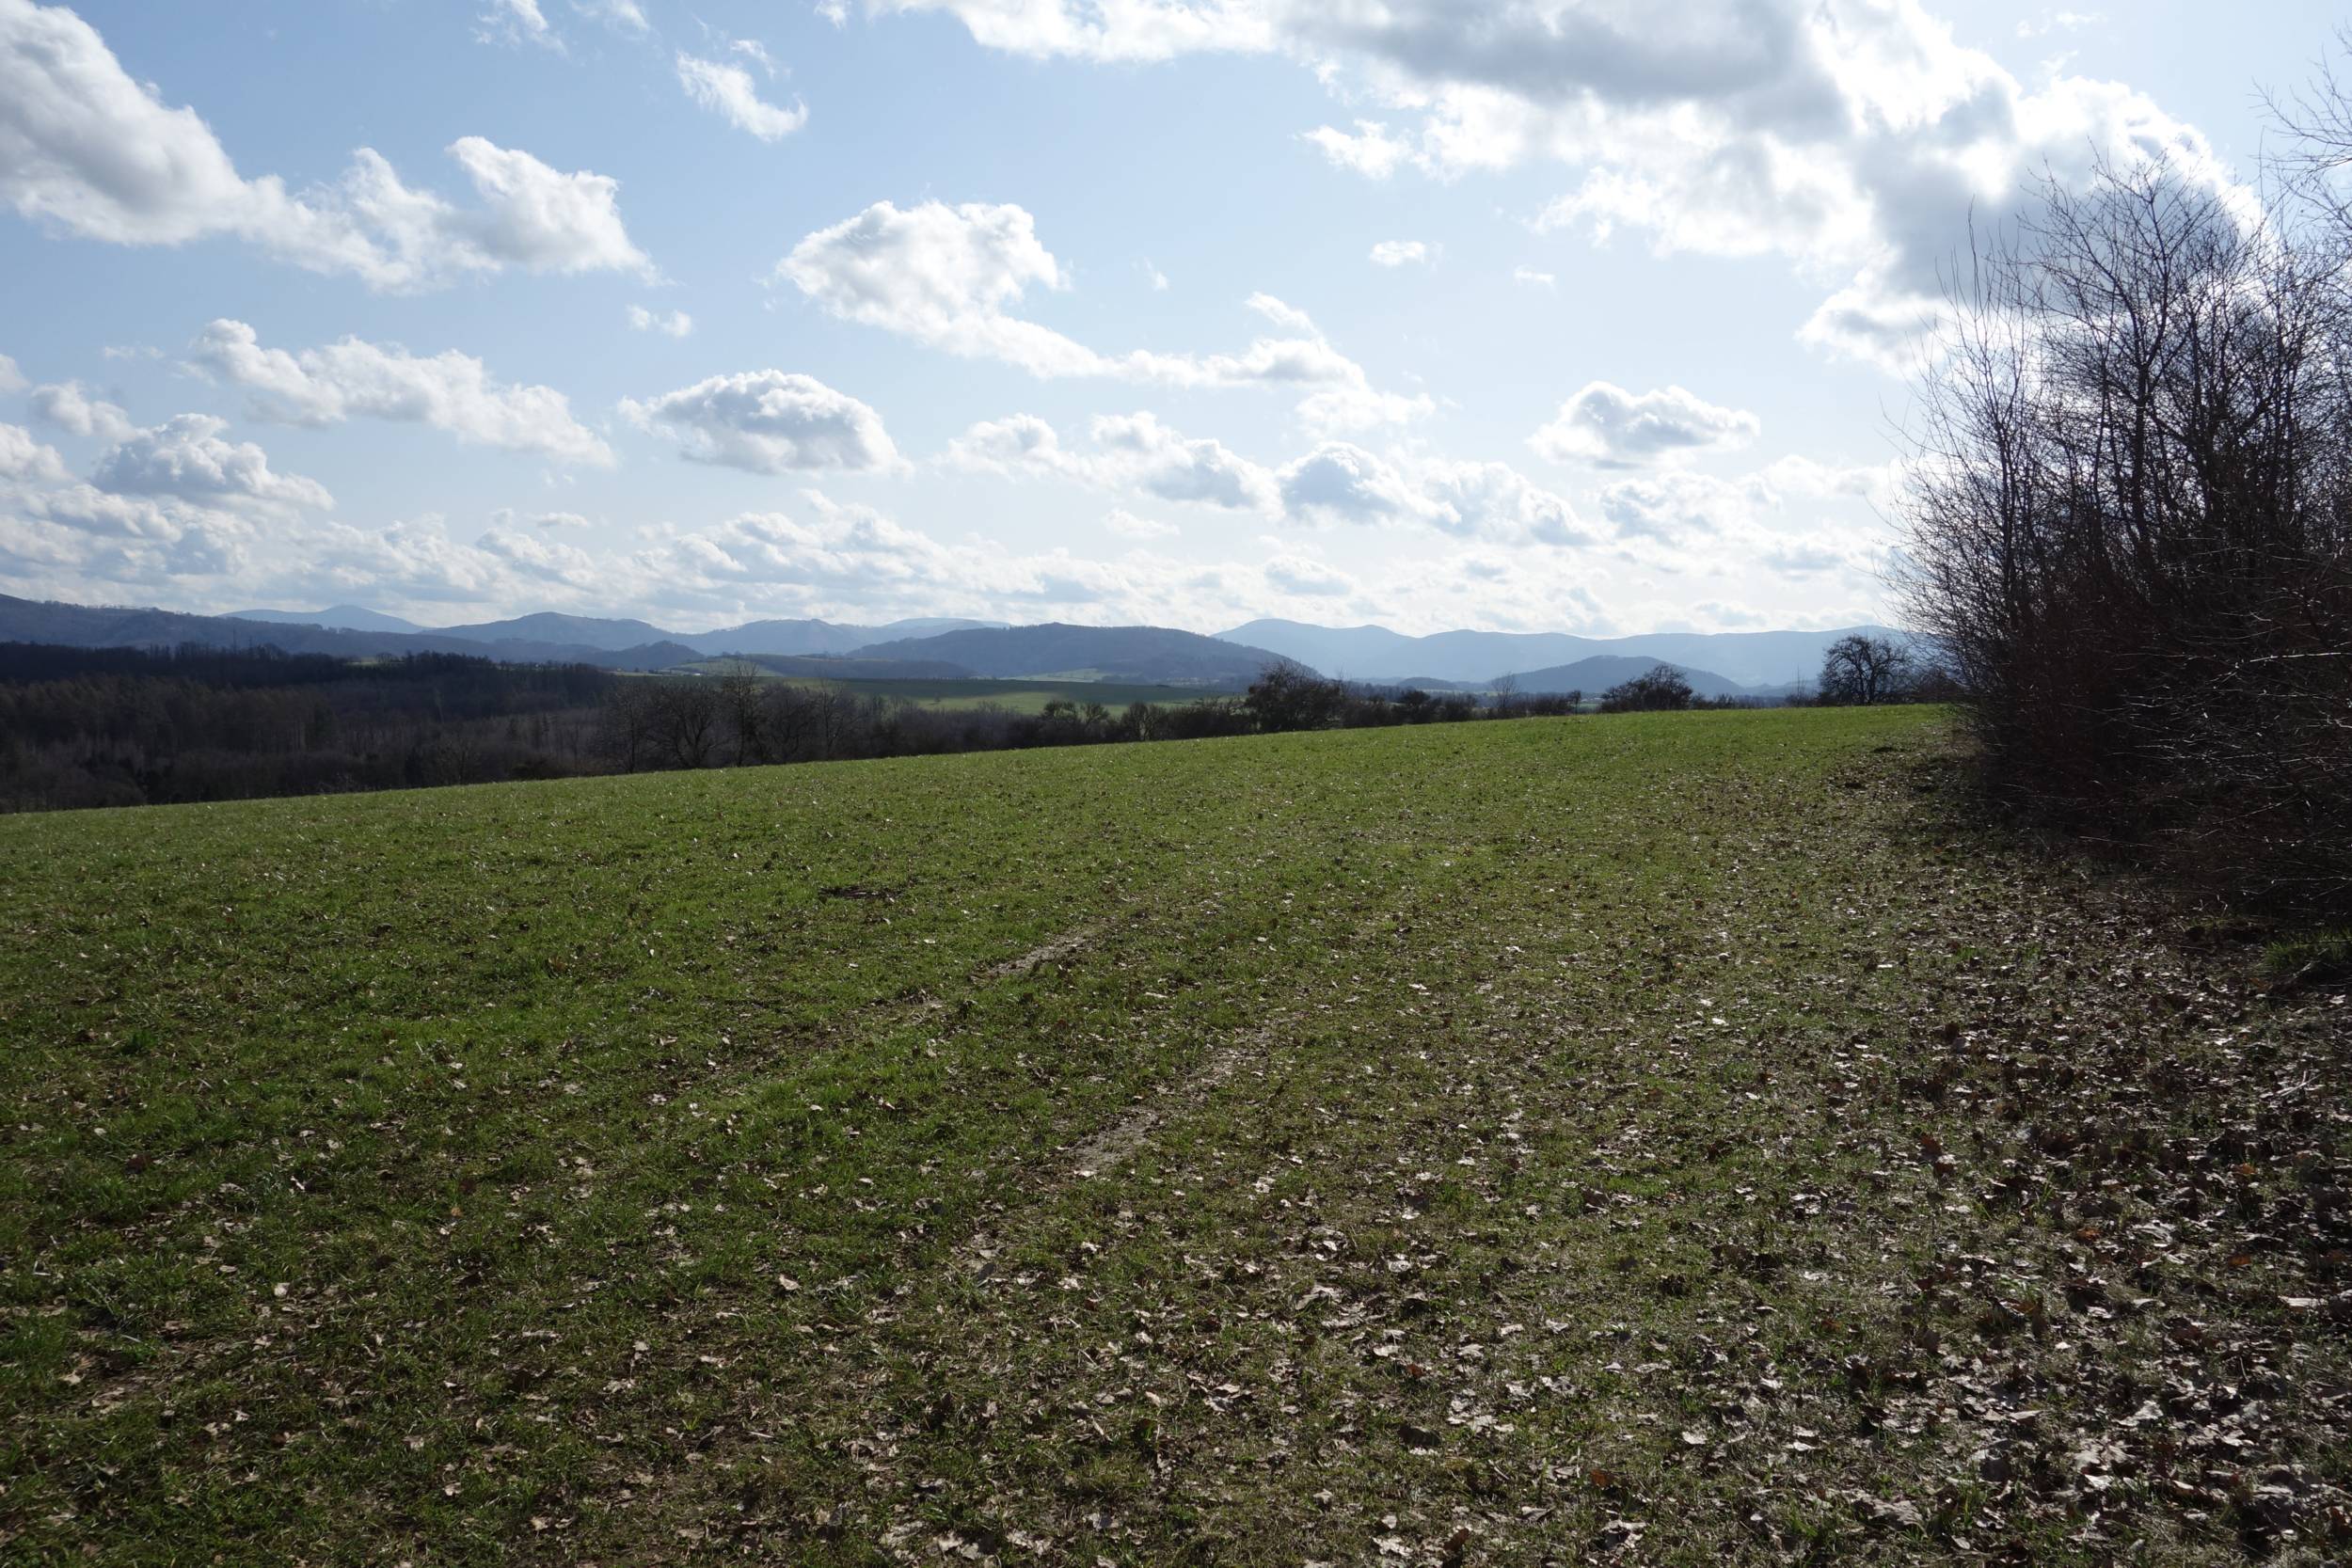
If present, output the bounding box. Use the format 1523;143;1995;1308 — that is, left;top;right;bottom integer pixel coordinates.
1898;133;2352;910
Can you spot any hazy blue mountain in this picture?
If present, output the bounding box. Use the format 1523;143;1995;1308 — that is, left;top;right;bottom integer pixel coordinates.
684;618;871;657
0;594;701;672
858;624;1294;686
429;611;679;651
1499;656;1756;701
229;605;423;634
1217;619;1907;688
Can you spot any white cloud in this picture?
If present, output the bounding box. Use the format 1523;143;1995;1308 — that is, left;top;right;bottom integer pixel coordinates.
885;0;2243;373
945;409;1276;512
0;420;67;482
580;0;649;33
1091;411;1277;510
29;381;132;442
1512;265;1555;289
1529;382;1759;467
1278;442;1448;529
439;136;651;277
875;0;1273;63
491;506;594;530
1246;293;1317;334
779;200;1427;427
628;305;694;337
1104;507;1177;540
0;352;22;392
1303;119;1414;179
2016;10;2103;39
478;0;561;50
677;52;810;140
1368;239;1432;267
1141;258;1170;291
1263;553;1352;597
0;4;650;288
91;414;332;513
191;319;613;466
621;370;899;474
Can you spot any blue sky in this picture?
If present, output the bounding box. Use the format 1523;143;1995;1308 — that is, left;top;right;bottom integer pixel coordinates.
0;0;2338;635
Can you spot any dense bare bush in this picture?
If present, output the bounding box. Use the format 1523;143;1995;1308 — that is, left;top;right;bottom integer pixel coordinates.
1899;143;2352;909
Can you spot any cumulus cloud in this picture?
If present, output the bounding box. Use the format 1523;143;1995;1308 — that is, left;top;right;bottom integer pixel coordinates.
0;2;650;288
0;420;67;482
880;0;2244;372
621;370;898;474
1278;442;1443;528
1368;239;1432;267
627;305;693;337
29;381;131;442
90;414;333;512
778;200;1428;428
190;319;613;466
1276;442;1597;546
1594;464;1892;579
946;409;1277;511
676;51;809;140
0;352;22;392
1529;382;1759;467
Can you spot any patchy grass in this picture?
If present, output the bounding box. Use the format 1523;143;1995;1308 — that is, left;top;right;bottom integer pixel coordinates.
1;709;2346;1565
2264;928;2352;990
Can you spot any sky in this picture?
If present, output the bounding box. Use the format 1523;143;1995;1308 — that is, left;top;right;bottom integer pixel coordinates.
0;0;2338;637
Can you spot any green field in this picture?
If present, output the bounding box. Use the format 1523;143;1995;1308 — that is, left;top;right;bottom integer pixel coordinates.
678;667;1232;714
2;711;2345;1564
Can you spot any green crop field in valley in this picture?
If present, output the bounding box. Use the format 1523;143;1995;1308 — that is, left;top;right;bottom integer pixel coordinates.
2;709;2344;1564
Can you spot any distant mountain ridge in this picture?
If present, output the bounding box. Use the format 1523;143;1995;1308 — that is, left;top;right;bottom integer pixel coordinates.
1217;619;1903;689
852;623;1282;686
230;605;425;634
1;594;1887;694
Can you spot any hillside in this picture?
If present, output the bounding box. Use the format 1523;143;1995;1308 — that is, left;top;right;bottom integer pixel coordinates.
1502;654;1756;700
4;712;2343;1565
228;605;424;634
1219;618;1909;687
857;622;1294;685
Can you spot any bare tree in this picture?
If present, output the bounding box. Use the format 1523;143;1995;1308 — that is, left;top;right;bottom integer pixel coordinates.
713;662;769;765
1817;635;1916;705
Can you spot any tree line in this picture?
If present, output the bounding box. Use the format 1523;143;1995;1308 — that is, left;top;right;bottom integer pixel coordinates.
0;644;616;811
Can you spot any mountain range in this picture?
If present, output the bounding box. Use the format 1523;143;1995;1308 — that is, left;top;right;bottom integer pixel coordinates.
0;594;1895;696
1215;619;1901;689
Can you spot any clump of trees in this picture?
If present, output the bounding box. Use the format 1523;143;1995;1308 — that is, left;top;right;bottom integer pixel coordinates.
1598;665;1695;712
1900;106;2352;909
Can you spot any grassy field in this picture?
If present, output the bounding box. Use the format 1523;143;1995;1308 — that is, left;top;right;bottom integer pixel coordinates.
2;710;2346;1564
676;668;1231;713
